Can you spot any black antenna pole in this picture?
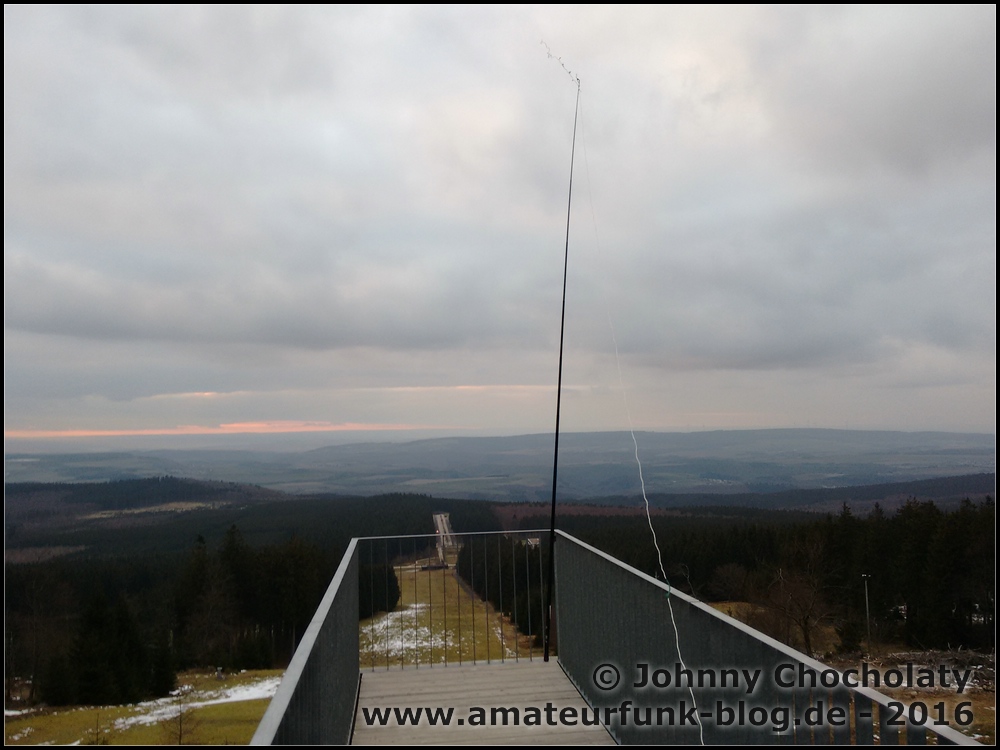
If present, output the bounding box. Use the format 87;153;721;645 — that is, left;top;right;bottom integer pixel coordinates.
544;78;580;662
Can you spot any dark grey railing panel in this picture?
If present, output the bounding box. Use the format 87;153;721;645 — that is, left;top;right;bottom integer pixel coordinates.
554;531;979;746
881;702;901;745
855;693;875;745
830;685;852;744
251;539;360;745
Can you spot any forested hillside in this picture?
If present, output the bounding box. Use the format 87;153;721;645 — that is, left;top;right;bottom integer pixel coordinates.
4;489;498;707
4;477;993;710
523;498;995;655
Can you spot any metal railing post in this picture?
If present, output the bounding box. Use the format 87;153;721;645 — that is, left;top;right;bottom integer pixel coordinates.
251;540;359;745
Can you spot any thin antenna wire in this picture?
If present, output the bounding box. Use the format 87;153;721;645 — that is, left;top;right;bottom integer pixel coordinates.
543;60;581;663
578;99;705;745
541;41;579;84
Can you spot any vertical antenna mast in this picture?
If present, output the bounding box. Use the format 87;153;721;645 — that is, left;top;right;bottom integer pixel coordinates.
544;75;580;662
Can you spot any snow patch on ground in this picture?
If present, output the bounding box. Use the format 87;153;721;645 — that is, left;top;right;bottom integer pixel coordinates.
361;602;521;664
8;726;34;741
361;604;453;661
111;676;281;731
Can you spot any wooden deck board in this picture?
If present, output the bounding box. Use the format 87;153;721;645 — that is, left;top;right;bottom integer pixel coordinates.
352;660;616;745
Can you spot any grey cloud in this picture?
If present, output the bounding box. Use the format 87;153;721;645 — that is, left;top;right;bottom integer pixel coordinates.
4;230;560;352
4;6;994;435
572;183;995;372
749;6;996;175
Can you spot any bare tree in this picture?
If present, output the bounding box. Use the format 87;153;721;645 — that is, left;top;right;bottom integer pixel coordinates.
763;567;831;656
163;686;201;745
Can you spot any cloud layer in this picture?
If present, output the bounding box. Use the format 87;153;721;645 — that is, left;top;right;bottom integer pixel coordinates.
4;6;995;440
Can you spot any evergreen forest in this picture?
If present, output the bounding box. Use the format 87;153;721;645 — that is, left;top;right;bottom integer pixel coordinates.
4;478;994;708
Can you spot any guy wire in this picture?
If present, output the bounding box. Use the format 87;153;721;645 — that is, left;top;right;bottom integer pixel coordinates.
578;96;705;745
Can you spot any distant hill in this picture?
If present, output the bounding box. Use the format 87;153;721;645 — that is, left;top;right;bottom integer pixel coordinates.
5;428;994;501
644;472;996;512
5;472;993;561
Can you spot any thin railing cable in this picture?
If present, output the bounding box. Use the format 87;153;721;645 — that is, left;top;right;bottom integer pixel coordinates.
483;536;491;663
413;538;418;668
457;552;463;666
543;65;581;664
365;543;373;665
471;538;478;663
497;535;506;661
525;541;533;661
442;551;447;666
426;540;433;667
383;540;390;670
510;535;519;662
578;98;706;745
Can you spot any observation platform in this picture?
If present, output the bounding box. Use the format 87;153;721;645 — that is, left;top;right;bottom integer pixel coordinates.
251;529;981;746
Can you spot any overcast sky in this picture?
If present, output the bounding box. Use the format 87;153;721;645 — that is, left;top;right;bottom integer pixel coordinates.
4;6;996;448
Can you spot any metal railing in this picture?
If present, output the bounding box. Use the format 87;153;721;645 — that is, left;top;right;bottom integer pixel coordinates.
251;530;548;745
253;529;982;745
554;530;979;745
358;530;547;669
251;539;360;745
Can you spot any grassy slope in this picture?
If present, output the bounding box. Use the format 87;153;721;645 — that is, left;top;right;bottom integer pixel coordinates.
360;553;537;669
4;670;281;746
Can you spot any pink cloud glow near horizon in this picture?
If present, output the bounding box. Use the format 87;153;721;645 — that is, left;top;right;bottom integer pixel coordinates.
4;421;447;439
